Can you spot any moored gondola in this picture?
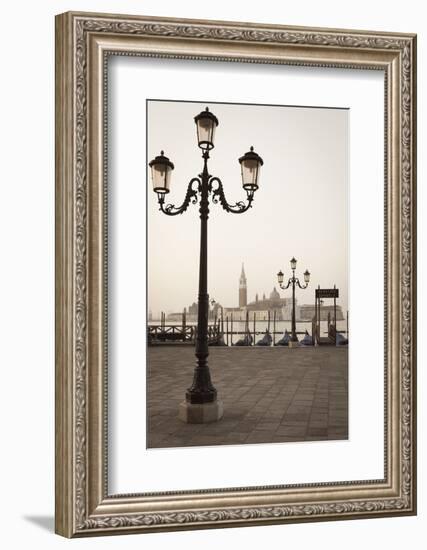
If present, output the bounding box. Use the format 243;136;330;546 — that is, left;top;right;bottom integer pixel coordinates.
335;332;348;346
300;330;313;346
275;329;291;346
256;330;272;346
234;332;253;346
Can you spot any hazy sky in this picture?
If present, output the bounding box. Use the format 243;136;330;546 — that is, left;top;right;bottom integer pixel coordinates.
147;100;348;316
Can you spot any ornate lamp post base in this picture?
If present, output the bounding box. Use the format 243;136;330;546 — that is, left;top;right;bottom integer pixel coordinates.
178;399;224;424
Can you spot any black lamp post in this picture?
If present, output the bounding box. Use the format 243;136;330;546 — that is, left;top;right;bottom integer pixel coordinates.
277;257;310;342
149;107;263;422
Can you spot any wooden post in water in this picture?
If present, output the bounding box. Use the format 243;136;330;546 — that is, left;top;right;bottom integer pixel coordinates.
230;313;233;346
182;309;186;342
163;314;165;337
334;284;337;345
273;310;276;345
226;316;229;346
253;312;256;346
312;316;315;346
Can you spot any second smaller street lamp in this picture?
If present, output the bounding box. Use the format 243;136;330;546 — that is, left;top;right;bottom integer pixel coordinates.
277;257;311;343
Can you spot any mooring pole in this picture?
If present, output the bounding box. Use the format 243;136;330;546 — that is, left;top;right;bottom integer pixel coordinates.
253;312;256;346
273;310;276;345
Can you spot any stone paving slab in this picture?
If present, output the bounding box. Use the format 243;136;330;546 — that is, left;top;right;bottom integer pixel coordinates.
147;346;348;448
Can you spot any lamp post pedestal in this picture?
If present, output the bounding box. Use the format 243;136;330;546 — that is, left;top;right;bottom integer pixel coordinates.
178;399;224;424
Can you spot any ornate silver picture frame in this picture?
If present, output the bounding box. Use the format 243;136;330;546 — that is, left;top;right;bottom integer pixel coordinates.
55;11;416;537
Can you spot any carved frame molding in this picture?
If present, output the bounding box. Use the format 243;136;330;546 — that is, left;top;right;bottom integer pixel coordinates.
55;11;416;537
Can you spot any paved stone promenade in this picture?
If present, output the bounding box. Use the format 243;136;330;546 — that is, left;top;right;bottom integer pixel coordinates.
147;346;348;448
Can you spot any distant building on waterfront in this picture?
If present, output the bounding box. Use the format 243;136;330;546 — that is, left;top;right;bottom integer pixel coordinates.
239;264;247;307
226;286;293;321
167;299;223;322
188;302;198;316
221;267;293;321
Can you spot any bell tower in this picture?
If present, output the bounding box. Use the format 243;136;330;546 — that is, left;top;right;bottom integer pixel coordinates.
239;263;247;307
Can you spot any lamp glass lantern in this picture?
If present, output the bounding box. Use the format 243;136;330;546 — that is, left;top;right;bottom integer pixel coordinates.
277;270;284;285
194;107;218;151
149;151;174;194
239;146;264;191
290;257;297;270
304;269;311;283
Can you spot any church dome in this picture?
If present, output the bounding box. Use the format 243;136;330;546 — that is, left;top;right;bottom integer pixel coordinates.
269;287;280;301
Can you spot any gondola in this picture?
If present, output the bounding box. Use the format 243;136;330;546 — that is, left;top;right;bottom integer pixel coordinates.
256;330;272;346
300;330;313;346
275;329;291;346
234;333;253;346
335;332;348;346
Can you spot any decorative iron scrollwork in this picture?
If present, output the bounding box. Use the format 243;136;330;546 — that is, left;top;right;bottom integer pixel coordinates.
209;177;254;214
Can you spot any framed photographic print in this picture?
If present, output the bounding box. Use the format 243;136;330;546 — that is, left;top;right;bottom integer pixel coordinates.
55;11;417;537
